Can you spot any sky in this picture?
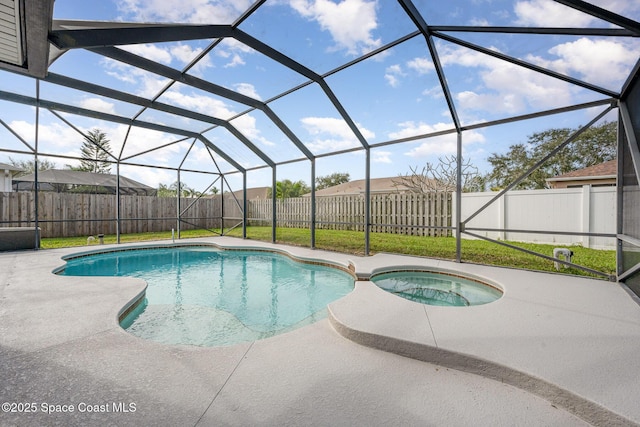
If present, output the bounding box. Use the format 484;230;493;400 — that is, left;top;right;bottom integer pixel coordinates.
1;0;640;193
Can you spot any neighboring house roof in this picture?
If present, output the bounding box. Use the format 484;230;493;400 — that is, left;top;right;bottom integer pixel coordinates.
235;186;270;199
12;170;156;195
208;186;271;200
304;177;432;197
211;178;438;200
546;160;617;185
0;162;23;173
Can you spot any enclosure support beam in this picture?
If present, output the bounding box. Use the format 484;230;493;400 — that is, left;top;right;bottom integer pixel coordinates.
34;80;40;249
311;159;316;249
176;170;181;239
616;110;624;276
398;0;461;130
221;176;225;235
618;100;640;284
242;172;247;239
456;132;462;263
365;149;371;256
272;166;277;243
116;162;121;244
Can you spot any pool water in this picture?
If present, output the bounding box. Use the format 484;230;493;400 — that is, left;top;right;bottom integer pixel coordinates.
58;246;354;346
371;271;502;306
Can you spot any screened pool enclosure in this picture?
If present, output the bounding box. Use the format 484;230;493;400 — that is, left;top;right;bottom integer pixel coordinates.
1;0;640;296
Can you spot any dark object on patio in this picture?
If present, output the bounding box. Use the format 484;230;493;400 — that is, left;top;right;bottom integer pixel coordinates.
0;227;40;251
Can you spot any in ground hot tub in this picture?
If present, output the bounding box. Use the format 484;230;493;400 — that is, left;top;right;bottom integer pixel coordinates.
371;271;502;306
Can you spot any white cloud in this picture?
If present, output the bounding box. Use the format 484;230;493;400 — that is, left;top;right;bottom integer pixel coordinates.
372;150;392;163
389;121;455;140
456;91;524;113
117;125;190;164
121;44;173;64
301;116;374;152
182;144;231;171
387;121;485;158
102;58;170;98
79;98;116;115
116;0;253;24
407;57;434;75
230;114;276;147
469;17;490;26
154;90;272;148
120;164;174;188
384;64;404;88
169;44;213;74
385;74;400;88
8;120;82;150
515;0;640;27
289;0;381;55
437;44;576;113
211;39;255;69
531;38;639;89
422;85;444;98
514;0;595;26
161;89;237;119
224;54;246;68
170;44;201;64
233;83;262;100
118;43;213;75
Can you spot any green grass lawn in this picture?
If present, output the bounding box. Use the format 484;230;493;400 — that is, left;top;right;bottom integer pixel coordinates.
41;226;616;279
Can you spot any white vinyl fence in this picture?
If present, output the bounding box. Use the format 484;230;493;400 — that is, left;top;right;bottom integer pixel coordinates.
456;186;616;249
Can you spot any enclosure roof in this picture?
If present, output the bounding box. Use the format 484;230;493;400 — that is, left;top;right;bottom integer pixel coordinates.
0;1;639;189
12;169;155;194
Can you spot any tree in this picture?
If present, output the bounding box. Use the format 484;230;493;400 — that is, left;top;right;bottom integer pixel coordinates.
393;155;483;193
316;172;350;190
77;129;112;174
484;121;616;190
267;179;310;199
157;183;175;198
8;156;56;177
157;181;203;198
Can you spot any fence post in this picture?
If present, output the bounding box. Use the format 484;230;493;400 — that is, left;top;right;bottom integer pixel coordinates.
582;185;591;248
498;194;506;241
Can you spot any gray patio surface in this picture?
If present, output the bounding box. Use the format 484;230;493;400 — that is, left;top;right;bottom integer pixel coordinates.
1;236;639;426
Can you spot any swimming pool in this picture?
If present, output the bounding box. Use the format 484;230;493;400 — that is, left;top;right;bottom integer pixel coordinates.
58;246;355;346
371;271;502;306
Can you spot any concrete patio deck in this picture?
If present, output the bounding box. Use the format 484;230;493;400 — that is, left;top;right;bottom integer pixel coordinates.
1;236;639;426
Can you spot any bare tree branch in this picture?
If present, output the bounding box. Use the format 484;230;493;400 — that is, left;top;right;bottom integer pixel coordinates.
392;155;482;193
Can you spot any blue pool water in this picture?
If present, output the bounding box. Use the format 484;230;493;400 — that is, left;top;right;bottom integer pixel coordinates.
371;271;502;306
58;246;354;346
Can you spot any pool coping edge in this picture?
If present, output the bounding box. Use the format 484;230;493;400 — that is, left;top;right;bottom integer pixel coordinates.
327;304;636;427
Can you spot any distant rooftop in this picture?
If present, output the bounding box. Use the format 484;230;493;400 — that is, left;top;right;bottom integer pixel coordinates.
546;160;617;188
548;160;617;181
0;162;24;172
13;169;156;196
305;177;434;197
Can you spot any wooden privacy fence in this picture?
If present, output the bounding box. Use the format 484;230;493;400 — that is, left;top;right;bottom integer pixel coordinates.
1;191;452;238
0;192;222;238
243;193;452;237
